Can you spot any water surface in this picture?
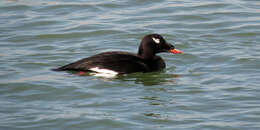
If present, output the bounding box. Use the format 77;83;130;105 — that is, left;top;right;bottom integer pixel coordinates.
1;0;260;129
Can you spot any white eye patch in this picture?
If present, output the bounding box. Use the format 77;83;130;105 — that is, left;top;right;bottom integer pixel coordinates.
152;37;160;44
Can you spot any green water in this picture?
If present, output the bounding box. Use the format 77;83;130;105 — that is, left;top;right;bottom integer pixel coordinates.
1;0;260;129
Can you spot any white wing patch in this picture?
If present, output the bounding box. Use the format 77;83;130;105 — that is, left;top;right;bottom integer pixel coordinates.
152;37;160;44
89;67;118;78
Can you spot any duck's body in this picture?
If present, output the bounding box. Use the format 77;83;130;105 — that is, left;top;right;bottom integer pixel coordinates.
54;34;182;75
54;51;165;74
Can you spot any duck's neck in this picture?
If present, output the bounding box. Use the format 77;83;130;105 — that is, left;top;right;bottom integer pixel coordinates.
138;46;154;60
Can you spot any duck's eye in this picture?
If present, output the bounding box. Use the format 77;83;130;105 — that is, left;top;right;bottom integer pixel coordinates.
152;37;160;44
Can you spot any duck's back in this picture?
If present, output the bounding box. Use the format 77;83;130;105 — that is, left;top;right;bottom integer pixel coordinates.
54;51;153;74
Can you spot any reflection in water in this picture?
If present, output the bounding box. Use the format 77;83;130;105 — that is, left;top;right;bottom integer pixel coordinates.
70;71;181;86
117;72;180;86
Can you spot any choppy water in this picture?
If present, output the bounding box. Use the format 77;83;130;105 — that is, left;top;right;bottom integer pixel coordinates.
1;0;260;129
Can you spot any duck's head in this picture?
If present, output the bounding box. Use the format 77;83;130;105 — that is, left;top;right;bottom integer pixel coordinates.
138;34;182;59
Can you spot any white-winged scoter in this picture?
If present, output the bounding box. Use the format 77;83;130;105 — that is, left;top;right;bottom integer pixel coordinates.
53;34;182;75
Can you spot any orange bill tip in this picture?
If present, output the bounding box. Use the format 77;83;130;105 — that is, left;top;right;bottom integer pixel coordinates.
170;49;183;54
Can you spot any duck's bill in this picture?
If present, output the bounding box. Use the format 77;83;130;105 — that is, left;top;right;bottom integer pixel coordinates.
170;49;183;54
